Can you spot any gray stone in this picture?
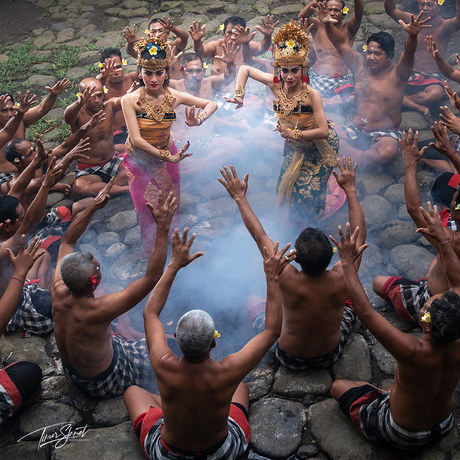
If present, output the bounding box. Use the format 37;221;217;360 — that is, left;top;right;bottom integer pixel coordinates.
333;333;372;381
56;28;75;43
74;18;91;29
34;35;56;48
197;197;237;219
180;193;200;212
373;342;396;375
190;217;234;238
97;232;120;247
110;249;147;282
390;244;434;280
250;398;306;458
398;204;411;220
124;226;142;245
37;0;55;7
206;1;227;13
360;194;392;228
59;0;71;5
383;183;405;204
255;1;270;15
200;180;230;200
368;13;397;28
0;335;56;377
51;421;144;459
308;398;372;459
356;172;394;195
160;1;184;12
41;376;83;400
52;12;68;21
297;444;318;458
417;169;437;191
359;243;384;277
79;24;98;37
66;3;82;13
247;192;276;216
2;442;50;459
78;50;99;61
246;363;275;400
363;1;386;14
80;6;95;13
99;0;118;7
46;191;66;207
107;210;138;232
123;0;149;7
271;4;302;15
94;33;124;49
105;7;123;16
93;396;130;426
375;220;417;249
78;243;101;260
401;110;431;131
19;402;83;440
66;66;89;81
105;243;128;258
273;366;332;397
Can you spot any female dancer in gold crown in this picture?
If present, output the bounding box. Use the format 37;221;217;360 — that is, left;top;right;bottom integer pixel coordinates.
227;20;340;224
122;38;217;258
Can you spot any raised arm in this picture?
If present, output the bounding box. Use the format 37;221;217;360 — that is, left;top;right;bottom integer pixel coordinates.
144;228;203;368
331;157;366;271
346;0;364;35
317;3;361;72
444;0;460;33
425;36;460;83
429;121;460;171
188;22;217;58
299;0;321;27
123;25;139;59
220;243;295;383
0;236;45;336
23;79;69;127
384;0;411;23
396;13;431;81
331;224;420;363
219;165;274;255
64;85;98;129
163;16;189;52
252;15;279;55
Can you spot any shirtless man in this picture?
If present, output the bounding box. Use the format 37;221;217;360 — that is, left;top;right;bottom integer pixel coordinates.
123;17;188;80
219;159;365;371
373;128;460;322
0;159;63;335
299;0;363;109
123;230;291;458
51;187;177;398
64;78;128;197
189;15;277;77
97;47;138;151
319;4;430;165
0;79;69;174
330;210;460;449
385;0;460;119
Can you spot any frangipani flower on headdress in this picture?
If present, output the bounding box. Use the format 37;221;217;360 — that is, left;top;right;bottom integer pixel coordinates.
286;39;296;49
343;6;349;14
146;42;159;55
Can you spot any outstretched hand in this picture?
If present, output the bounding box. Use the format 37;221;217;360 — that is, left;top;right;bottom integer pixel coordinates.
7;235;46;276
170;227;204;269
424;36;440;60
188;21;206;42
46;79;70;96
81;110;106;132
329;223;368;267
439;106;460;135
263;242;296;280
399;12;431;36
313;1;338;24
43;157;64;189
255;15;279;36
34;134;50;164
332;156;357;192
429;121;457;157
218;165;248;200
147;191;177;229
224;94;244;109
64;137;91;162
415;201;448;244
93;177;114;209
214;41;240;64
400;129;427;166
444;80;460;112
17;90;37;114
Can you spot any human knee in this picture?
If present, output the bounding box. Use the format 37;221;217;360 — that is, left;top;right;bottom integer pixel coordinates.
373;276;388;296
331;379;347;400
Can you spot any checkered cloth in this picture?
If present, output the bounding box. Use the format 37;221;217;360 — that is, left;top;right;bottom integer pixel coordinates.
62;334;153;398
0;171;14;188
274;304;356;370
74;154;124;180
0;369;20;427
143;412;249;459
407;69;444;87
342;123;402;145
381;277;431;323
359;391;454;449
6;282;53;336
308;69;354;99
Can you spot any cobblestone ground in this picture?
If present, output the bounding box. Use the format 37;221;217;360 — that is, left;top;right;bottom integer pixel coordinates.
0;0;460;458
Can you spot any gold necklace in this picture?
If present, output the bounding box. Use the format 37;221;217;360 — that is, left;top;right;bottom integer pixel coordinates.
275;82;309;117
138;86;175;122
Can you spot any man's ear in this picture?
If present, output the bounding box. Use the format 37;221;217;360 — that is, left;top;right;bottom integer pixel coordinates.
211;338;216;349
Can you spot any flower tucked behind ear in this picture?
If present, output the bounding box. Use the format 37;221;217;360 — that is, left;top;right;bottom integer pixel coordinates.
13;157;20;163
145;29;150;35
363;45;368;52
88;275;98;286
438;0;444;5
122;59;127;66
421;311;431;323
332;247;337;253
76;93;82;99
343;6;349;14
455;204;460;211
103;86;108;93
220;24;225;31
99;63;104;68
203;62;208;69
214;330;221;338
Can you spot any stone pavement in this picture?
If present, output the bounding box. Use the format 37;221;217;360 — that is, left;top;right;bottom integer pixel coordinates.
1;0;460;458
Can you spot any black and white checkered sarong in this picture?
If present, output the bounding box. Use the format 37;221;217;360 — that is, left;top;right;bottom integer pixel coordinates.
342;124;402;144
273;304;356;370
74;155;124;180
309;69;353;98
359;391;454;450
63;334;153;398
6;282;53;336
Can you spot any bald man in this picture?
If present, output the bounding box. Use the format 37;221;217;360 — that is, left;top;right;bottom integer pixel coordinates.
64;78;128;197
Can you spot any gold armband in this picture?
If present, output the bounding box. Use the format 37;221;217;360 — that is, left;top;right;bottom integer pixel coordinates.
197;111;207;125
234;86;245;98
291;128;302;140
160;149;171;161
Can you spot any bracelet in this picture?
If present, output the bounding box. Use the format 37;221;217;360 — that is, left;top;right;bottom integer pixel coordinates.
197;111;207;125
11;276;25;283
234;86;245;98
160;149;171;161
291;128;302;140
439;240;451;246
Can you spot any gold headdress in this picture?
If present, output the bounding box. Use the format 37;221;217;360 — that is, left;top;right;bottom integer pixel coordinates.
272;20;311;83
135;37;171;70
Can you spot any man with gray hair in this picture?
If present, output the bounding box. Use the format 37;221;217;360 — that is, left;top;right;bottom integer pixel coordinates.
51;181;177;398
123;229;295;459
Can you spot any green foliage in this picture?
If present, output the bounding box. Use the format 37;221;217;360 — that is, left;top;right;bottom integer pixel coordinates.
362;22;371;32
86;42;99;51
54;46;80;71
0;41;37;93
26;117;71;143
